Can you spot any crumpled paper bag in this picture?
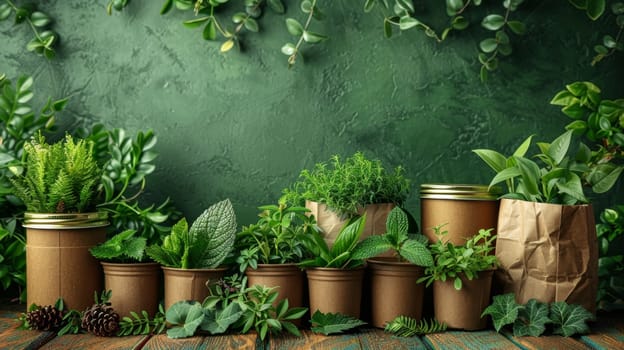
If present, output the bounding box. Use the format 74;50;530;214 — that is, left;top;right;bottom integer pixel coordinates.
495;198;598;314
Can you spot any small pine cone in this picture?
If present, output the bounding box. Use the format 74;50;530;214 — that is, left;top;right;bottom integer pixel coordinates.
25;305;65;331
82;304;120;337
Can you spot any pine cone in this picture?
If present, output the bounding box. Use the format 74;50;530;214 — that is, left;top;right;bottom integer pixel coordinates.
81;303;120;337
25;305;65;331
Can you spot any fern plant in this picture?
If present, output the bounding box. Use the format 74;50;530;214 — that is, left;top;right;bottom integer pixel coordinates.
11;133;101;213
384;316;447;337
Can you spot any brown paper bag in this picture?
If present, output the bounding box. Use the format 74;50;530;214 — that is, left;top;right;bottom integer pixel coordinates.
495;199;598;314
305;200;394;248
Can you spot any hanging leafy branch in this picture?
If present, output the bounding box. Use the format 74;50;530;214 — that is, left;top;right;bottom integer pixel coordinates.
282;0;327;68
0;0;59;59
590;2;624;65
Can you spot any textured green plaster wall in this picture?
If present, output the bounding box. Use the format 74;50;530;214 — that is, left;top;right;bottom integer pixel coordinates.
1;1;622;225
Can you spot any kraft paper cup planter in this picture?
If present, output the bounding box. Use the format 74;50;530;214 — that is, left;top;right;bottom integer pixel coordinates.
245;264;304;308
24;212;108;311
306;266;365;318
101;262;161;318
162;266;228;310
420;184;500;244
433;270;494;330
368;258;425;328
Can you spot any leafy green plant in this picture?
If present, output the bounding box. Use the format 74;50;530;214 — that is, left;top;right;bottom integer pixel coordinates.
282;152;409;218
118;305;166;336
146;199;237;269
0;219;25;301
89;229;147;263
418;225;498;290
568;0;623;65
235;201;318;272
384;316;447;337
299;215;367;269
309;310;366;335
482;293;594;337
0;1;59;58
595;205;624;311
282;0;327;68
350;206;432;266
11;133;101;213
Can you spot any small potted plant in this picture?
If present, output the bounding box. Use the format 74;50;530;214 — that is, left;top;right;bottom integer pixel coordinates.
146;199;237;310
11;133;107;310
282;152;410;248
89;229;160;318
351;207;433;328
299;215;367;318
235;201;318;313
418;225;498;330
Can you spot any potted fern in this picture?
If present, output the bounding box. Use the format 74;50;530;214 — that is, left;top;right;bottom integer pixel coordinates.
146;199;237;310
418;225;498;330
282;152;410;248
11;133;107;311
89;229;160;318
299;215;367;318
350;207;433;328
235;201;318;317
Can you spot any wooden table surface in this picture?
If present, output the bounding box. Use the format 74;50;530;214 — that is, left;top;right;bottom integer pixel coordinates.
1;306;622;350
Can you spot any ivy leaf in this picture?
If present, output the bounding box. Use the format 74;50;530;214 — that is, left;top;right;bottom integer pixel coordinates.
310;310;366;335
481;293;523;332
166;301;205;338
481;14;505;31
550;302;594;337
513;299;551;337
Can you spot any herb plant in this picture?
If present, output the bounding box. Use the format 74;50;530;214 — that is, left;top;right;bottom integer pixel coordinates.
481;293;595;337
282;152;409;218
235;202;318;272
418;225;498;290
350;207;432;267
384;316;447;337
0;2;59;59
146;199;237;269
309;310;366;335
596;205;624;311
11;133;101;213
89;229;147;263
299;215;367;269
118;305;166;336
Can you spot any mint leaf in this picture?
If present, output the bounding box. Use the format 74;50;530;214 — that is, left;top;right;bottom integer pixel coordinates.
550;302;594;337
513;299;550;337
481;293;523;332
166;301;205;338
310;310;366;335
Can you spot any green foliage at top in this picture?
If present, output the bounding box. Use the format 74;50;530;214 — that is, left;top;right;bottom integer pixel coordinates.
299;215;367;269
568;0;623;65
384;316;447;337
418;225;498;290
0;1;59;59
146;199;237;269
309;310;366;335
596;205;624;311
350;207;432;266
282;152;410;218
235;201;319;271
89;229;147;263
482;293;594;337
11;133;101;213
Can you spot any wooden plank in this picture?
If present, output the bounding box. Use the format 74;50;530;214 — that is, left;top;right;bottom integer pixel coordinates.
270;330;361;350
140;334;205;350
424;331;520;350
580;320;624;350
39;334;149;350
0;316;19;334
143;333;258;350
0;326;56;350
357;328;427;350
506;334;590;350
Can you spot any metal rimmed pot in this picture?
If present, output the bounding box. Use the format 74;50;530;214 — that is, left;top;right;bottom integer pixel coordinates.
24;212;108;311
420;184;501;245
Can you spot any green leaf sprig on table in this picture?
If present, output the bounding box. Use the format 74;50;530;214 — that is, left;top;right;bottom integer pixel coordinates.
0;1;59;59
417;225;498;290
481;293;595;337
146;199;237;269
89;229;147;263
384;316;447;337
350;206;433;266
309;310;366;335
118;304;166;336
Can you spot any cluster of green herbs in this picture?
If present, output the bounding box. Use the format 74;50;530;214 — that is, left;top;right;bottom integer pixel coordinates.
235;202;318;271
418;225;498;290
0;1;59;58
596;205;624;311
282;152;409;218
482;293;594;337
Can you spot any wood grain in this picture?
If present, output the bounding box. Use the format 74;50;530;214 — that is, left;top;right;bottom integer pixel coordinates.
0;325;55;350
143;333;258;350
424;331;519;350
270;330;362;350
39;334;148;350
506;334;589;350
357;328;427;350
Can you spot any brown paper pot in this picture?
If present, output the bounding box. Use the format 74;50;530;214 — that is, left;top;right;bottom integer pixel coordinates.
26;224;106;311
306;201;394;248
306;267;364;318
433;270;494;330
101;262;161;318
495;199;598;314
246;264;304;307
368;258;425;328
162;266;228;310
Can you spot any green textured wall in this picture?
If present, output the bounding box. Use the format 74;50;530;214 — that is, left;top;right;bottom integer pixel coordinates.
1;1;622;225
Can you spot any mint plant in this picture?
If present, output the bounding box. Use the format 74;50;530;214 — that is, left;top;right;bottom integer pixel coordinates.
309;310;366;335
89;229;147;263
